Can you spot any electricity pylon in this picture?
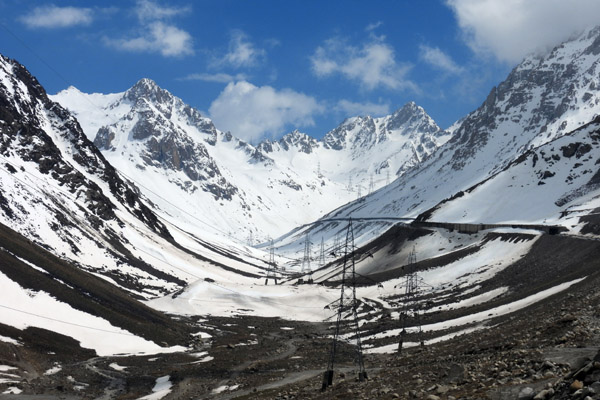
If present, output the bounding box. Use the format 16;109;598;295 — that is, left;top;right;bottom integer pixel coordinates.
398;246;426;353
265;240;278;285
322;218;367;391
301;234;313;283
333;233;341;254
319;237;326;268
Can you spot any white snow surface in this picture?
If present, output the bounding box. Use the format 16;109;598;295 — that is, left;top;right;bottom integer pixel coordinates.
364;277;585;353
138;375;172;400
0;271;185;356
51;84;449;244
273;26;600;257
148;279;337;322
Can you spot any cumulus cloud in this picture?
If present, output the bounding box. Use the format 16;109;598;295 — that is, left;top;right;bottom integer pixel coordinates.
181;72;248;83
20;5;93;29
213;31;266;68
208;81;323;142
419;45;464;74
134;0;190;22
105;21;193;57
310;36;416;92
103;0;193;57
447;0;600;63
335;100;390;117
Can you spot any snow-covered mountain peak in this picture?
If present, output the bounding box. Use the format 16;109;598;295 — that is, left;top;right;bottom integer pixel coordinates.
321;101;447;154
433;25;600;177
384;101;443;138
288;26;600;253
124;78;171;104
1;55;45;111
53;78;451;241
277;129;318;153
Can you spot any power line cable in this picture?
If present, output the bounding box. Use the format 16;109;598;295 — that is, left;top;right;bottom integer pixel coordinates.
0;21;107;114
115;169;240;242
0;304;137;337
1;20;247;245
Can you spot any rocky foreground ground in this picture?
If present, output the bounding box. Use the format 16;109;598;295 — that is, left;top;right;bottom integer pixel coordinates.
1;231;600;400
0;264;600;400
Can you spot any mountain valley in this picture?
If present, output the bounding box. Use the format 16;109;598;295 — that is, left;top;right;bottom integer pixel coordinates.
2;24;600;400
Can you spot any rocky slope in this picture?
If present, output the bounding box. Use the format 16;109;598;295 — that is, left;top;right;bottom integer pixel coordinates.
0;54;271;299
274;25;600;258
52;83;449;243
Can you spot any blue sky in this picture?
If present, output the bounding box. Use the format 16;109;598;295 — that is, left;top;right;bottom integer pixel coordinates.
2;0;600;142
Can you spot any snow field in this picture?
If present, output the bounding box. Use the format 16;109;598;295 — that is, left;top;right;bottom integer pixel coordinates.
363;278;585;353
0;271;186;356
138;375;172;400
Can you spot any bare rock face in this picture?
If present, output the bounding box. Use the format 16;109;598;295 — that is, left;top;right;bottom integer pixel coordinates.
321;102;446;155
0;55;169;238
278;130;319;154
94;126;115;150
445;26;600;174
91;78;239;201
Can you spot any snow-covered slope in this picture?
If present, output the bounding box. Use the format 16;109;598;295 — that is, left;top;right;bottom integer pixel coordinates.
0;54;271;298
52;83;449;243
0;222;189;356
275;25;600;258
426;116;600;230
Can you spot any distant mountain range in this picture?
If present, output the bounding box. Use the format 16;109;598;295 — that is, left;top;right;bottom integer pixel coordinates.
2;24;600;298
51;82;449;243
276;25;600;254
0;54;271;299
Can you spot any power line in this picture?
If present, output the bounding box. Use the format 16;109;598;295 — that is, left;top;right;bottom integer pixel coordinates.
0;21;109;117
0;18;247;245
322;218;367;391
114;169;244;244
0;304;137;337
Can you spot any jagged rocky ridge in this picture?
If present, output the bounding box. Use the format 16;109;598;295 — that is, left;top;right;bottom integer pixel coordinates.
0;55;268;298
0;55;187;295
274;25;600;254
52;83;450;242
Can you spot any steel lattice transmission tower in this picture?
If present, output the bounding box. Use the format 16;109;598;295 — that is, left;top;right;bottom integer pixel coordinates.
319;237;326;268
398;246;426;353
300;234;313;283
265;240;278;285
322;218;367;391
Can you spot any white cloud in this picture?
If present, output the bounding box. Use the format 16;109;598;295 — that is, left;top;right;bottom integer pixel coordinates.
135;0;190;22
105;21;193;57
208;81;323;142
214;31;266;68
20;5;93;29
419;45;464;74
447;0;600;63
335;100;390;117
365;21;383;32
310;37;416;92
103;1;192;58
180;72;248;83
